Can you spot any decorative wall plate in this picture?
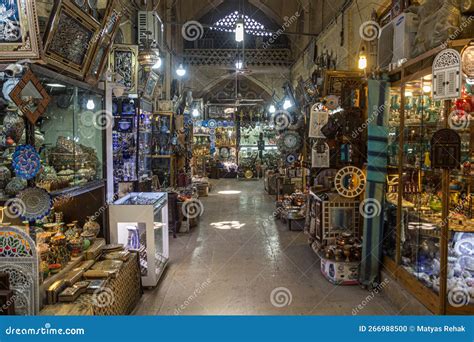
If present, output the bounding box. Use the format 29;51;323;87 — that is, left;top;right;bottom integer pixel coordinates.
208;119;217;128
285;153;297;164
12;145;41;180
2;78;19;102
277;131;302;153
334;166;366;198
219;147;230;159
325;95;340;110
454;238;474;256
16;187;52;221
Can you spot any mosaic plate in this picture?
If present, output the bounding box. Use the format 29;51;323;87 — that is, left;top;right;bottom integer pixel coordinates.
16;187;52;221
12;145;41;180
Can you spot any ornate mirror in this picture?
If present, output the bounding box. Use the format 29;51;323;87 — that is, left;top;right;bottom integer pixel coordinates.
10;69;51;124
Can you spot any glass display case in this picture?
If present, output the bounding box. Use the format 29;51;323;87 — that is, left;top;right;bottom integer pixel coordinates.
109;192;169;287
0;65;104;200
384;54;474;314
113;97;138;186
138;100;152;181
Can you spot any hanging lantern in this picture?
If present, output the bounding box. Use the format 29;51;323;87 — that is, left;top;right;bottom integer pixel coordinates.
138;31;161;71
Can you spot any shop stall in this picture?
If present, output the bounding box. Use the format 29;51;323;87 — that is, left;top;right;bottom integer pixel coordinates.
383;40;474;314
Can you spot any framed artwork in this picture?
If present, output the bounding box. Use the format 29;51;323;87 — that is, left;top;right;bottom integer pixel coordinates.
84;0;123;84
143;72;159;100
9;69;51;124
43;0;100;78
110;44;139;95
323;70;363;97
0;0;42;60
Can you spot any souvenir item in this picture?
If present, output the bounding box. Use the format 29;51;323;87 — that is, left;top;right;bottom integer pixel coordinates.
86;279;107;293
16;187;52;221
43;0;100;78
285;153;297;165
455;238;474;256
309;107;328;138
277;131;302;153
0;166;12;189
334;166;366;198
3;105;24;143
208;119;217;128
311;141;330;168
110;44;139;94
5;177;26;196
12;145;41;180
126;225;140;250
432;49;461;100
102;244;123;252
9;69;51;124
2;79;19;102
325;95;340;110
83;216;101;237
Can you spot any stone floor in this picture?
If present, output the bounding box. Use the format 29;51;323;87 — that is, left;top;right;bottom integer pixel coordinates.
134;179;399;315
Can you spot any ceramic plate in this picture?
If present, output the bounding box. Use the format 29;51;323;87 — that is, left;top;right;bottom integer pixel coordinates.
16;187;52;221
455;238;474;256
2;78;19;102
12;145;41;180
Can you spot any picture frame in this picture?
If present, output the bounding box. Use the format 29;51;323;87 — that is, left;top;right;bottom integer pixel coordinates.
143;72;159;100
10;69;51;124
0;0;42;60
110;44;139;95
43;0;100;78
323;70;364;97
84;0;123;84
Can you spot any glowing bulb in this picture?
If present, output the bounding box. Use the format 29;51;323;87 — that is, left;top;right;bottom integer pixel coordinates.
192;108;200;117
358;55;367;70
235;60;243;70
86;99;95;110
404;91;413;97
268;104;276;113
283;99;292;110
422;85;431;93
152;57;162;69
176;64;186;77
235;19;244;42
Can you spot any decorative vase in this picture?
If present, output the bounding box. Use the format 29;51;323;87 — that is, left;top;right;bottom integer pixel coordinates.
3;105;24;143
0;165;11;189
83;216;100;237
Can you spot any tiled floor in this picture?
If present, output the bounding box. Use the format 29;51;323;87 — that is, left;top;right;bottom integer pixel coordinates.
134;179;398;315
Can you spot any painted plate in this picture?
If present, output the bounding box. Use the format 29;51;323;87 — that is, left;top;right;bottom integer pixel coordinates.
12;145;41;180
2;78;19;102
454;238;474;256
208;119;217;128
286;153;297;164
16;187;52;221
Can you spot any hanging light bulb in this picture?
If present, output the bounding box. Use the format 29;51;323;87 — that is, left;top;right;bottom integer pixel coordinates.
192;108;200;117
268;104;276;113
152;56;162;70
422;84;431;93
86;99;95;110
176;64;186;77
235;60;243;70
283;99;292;110
358;48;367;70
235;18;244;42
